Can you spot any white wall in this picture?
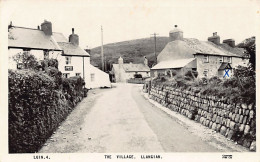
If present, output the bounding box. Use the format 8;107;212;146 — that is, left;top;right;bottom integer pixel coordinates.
8;49;111;89
57;55;85;78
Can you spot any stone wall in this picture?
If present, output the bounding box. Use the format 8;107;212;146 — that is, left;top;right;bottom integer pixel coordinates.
148;82;256;151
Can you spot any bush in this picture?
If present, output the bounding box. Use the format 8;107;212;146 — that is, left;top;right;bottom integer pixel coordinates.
8;69;71;153
153;66;255;104
185;70;198;80
45;67;62;89
41;58;59;70
61;76;85;107
9;65;86;153
13;52;39;70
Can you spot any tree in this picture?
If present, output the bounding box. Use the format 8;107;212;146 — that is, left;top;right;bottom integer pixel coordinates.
13;51;39;70
237;36;255;71
246;43;255;71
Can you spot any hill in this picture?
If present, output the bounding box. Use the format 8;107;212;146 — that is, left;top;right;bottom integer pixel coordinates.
89;37;169;70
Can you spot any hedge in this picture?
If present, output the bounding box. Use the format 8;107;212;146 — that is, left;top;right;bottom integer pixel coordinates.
9;69;85;153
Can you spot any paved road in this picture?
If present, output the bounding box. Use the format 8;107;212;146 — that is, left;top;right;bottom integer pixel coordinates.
39;83;247;153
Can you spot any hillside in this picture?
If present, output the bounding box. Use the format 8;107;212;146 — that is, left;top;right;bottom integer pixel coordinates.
90;37;169;70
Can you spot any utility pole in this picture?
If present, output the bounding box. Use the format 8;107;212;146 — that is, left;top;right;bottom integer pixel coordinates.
101;26;104;71
151;33;159;65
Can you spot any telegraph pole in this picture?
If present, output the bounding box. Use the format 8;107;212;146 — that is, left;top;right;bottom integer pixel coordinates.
101;26;104;71
151;33;159;64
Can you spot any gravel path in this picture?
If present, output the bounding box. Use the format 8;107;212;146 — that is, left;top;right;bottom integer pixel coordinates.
39;83;248;153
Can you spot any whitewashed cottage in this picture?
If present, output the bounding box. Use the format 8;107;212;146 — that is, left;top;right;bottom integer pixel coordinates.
8;20;111;89
151;25;248;79
111;56;150;82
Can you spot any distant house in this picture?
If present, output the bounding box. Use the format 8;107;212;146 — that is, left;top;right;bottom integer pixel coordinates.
111;56;150;82
151;25;248;79
8;20;111;89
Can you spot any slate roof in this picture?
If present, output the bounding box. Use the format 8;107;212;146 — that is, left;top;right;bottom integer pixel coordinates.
112;63;150;72
183;38;243;57
52;32;90;57
57;42;90;57
151;58;196;70
52;32;68;42
157;38;244;63
8;26;62;51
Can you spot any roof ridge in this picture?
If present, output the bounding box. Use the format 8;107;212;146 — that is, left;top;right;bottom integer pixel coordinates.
11;26;40;31
12;26;60;34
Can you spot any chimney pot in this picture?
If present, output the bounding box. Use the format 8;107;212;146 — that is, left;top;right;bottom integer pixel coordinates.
223;39;235;47
169;25;183;42
41;20;52;35
69;28;79;45
8;21;13;30
208;32;220;45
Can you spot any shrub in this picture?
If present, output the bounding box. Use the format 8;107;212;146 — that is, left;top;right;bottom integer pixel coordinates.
208;76;222;85
45;67;62;89
171;70;177;77
8;69;71;153
185;70;198;80
12;52;39;70
41;58;59;70
61;76;85;107
9;68;86;153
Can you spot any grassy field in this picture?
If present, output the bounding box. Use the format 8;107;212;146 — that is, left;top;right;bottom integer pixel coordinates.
90;37;169;70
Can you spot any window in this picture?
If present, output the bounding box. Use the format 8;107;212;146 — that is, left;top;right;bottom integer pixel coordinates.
219;56;224;63
65;56;71;65
227;57;232;63
203;69;208;77
203;55;209;63
91;73;95;82
62;73;70;78
65;66;73;71
76;73;81;77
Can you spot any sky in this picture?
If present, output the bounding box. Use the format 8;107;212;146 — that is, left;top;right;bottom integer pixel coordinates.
1;0;259;49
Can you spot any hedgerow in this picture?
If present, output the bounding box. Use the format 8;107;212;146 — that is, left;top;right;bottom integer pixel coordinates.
151;67;255;104
9;55;86;153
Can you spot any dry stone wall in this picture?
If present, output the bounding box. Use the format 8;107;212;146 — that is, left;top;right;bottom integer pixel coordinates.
148;83;256;151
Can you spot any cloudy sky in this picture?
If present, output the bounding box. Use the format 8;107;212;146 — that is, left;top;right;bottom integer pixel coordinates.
2;0;259;49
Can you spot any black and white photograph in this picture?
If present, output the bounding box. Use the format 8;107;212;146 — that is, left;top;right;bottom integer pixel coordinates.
0;0;259;161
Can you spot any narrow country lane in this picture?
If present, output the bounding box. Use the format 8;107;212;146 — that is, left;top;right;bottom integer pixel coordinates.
39;83;248;153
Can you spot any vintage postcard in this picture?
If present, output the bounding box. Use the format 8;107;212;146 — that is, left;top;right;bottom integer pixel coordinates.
0;0;259;161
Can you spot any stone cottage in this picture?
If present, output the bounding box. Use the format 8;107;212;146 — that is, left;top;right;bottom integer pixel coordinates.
151;25;248;79
111;56;150;82
8;20;111;89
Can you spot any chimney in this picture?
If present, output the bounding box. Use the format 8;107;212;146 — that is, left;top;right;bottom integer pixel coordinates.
8;21;13;31
69;28;79;46
144;56;148;66
41;20;52;35
169;25;183;42
223;39;235;47
208;32;220;45
118;56;123;64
